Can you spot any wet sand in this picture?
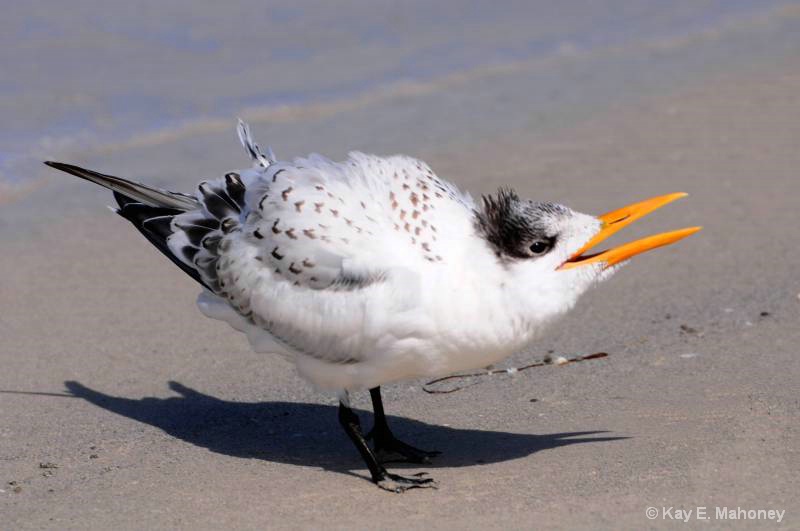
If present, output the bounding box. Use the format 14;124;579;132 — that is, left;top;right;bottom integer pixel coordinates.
2;6;799;530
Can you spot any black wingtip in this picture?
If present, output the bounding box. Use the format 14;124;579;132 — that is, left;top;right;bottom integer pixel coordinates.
43;160;83;176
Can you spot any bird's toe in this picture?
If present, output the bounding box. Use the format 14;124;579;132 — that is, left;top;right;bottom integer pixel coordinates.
376;472;438;493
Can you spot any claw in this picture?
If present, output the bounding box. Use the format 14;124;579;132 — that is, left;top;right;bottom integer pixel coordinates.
376;472;438;493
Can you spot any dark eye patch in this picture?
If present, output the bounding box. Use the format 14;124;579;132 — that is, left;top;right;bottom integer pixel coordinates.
474;188;566;261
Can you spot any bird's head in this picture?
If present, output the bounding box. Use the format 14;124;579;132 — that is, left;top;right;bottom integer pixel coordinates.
475;189;700;321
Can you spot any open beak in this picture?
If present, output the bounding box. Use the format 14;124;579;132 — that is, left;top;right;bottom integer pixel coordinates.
559;192;701;270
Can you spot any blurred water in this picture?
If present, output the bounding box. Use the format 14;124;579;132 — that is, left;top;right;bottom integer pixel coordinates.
0;0;796;187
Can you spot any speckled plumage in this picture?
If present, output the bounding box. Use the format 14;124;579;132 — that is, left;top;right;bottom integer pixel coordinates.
48;123;611;392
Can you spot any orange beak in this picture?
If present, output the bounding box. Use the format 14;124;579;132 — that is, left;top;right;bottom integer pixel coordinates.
559;192;701;270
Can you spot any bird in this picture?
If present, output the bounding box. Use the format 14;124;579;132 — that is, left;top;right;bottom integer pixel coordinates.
45;120;700;492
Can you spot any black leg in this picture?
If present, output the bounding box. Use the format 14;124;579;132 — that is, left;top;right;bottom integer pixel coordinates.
366;387;441;464
338;400;436;492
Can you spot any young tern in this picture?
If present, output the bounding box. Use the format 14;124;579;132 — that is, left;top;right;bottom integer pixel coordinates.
45;121;700;492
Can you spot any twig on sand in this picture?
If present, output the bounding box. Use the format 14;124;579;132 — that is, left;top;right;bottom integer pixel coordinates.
422;352;608;394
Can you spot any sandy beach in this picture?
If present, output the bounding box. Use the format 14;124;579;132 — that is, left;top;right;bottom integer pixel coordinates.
2;3;799;529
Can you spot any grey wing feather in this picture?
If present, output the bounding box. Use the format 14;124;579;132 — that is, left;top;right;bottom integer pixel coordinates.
44;161;199;210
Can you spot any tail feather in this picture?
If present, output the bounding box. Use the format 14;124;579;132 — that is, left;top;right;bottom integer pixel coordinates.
46;161;209;288
44;160;249;295
114;200;209;288
44;161;199;210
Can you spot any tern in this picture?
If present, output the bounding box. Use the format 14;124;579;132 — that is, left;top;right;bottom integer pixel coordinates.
45;121;700;492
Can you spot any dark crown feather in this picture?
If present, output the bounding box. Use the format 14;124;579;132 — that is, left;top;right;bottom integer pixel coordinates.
475;187;565;259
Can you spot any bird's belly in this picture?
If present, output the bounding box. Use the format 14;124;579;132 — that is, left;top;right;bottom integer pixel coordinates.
198;277;547;391
290;317;539;391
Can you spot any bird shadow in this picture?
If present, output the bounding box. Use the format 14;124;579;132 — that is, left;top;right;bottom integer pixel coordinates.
63;380;627;478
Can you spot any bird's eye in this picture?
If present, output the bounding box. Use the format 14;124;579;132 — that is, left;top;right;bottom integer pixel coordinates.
529;239;552;256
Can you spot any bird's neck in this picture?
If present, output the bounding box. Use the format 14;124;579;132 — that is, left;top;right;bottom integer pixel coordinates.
421;248;557;370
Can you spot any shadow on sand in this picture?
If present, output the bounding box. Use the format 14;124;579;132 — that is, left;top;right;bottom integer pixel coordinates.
63;380;626;478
